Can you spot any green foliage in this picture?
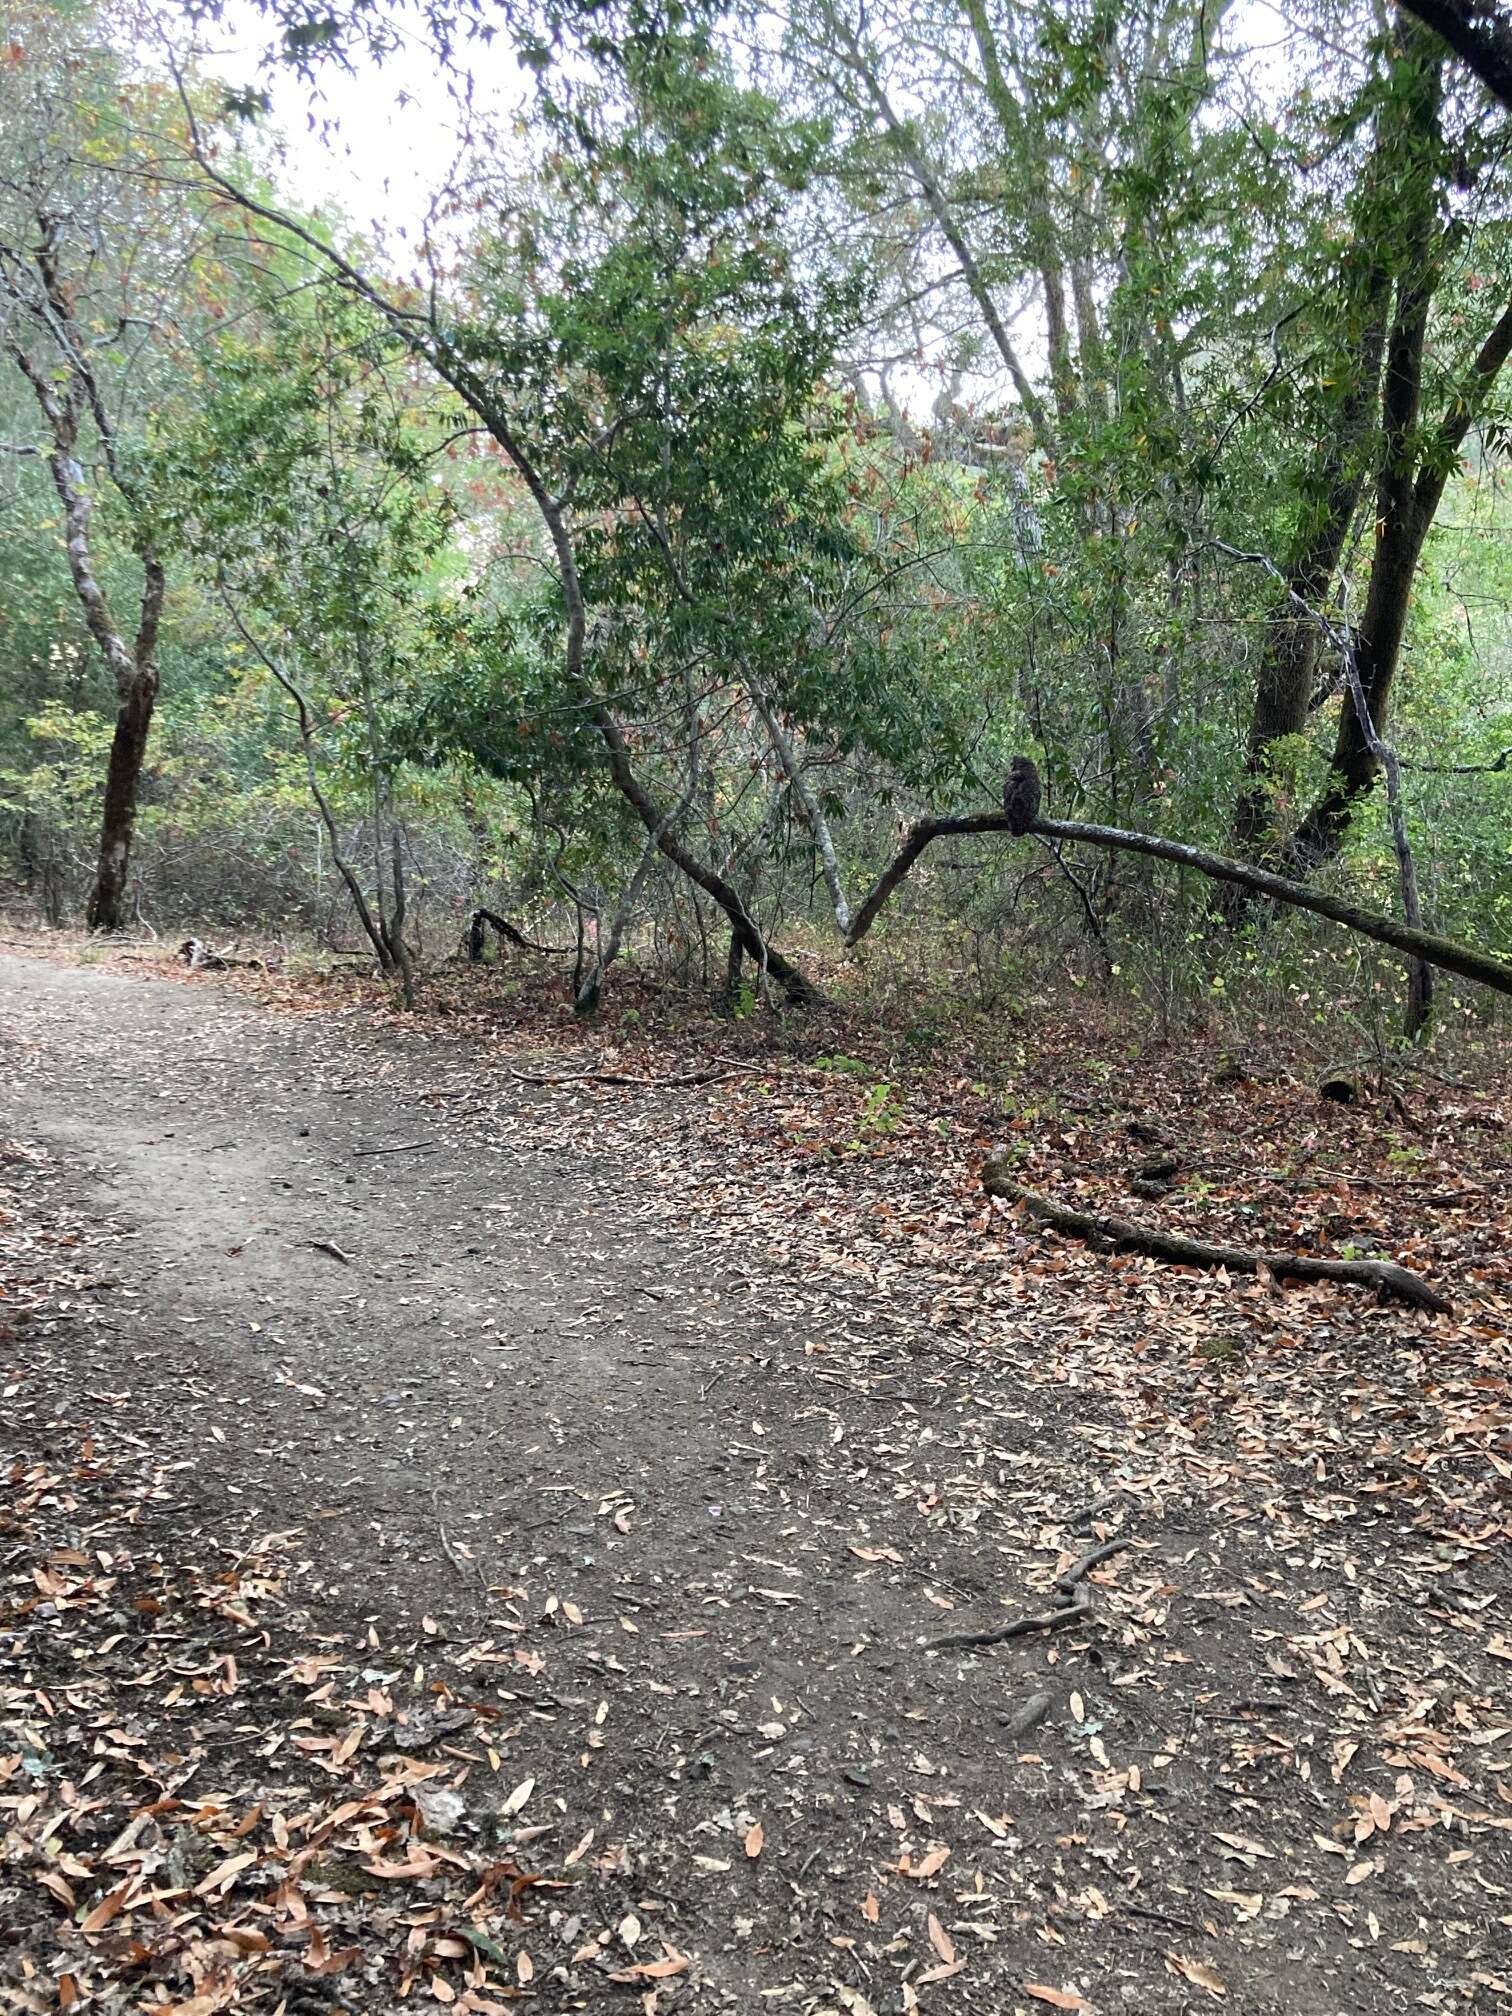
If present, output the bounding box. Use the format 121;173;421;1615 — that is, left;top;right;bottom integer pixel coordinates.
0;0;1509;1033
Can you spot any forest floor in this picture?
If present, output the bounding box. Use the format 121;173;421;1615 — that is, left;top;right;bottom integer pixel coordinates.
2;935;1511;2016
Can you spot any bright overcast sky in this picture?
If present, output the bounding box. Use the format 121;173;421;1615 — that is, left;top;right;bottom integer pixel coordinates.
186;1;527;244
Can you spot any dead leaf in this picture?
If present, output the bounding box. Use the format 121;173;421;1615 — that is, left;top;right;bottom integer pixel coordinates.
1167;1953;1226;1996
500;1775;535;1817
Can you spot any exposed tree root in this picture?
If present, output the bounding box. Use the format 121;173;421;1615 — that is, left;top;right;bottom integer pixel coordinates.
922;1539;1134;1652
982;1154;1452;1314
508;1063;740;1089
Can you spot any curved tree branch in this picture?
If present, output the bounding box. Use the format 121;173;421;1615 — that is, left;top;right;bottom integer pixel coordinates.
845;810;1512;998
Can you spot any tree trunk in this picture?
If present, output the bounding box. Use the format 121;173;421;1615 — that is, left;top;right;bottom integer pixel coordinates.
4;219;167;935
1398;0;1512;107
86;658;159;931
1228;87;1400;868
1228;381;1384;864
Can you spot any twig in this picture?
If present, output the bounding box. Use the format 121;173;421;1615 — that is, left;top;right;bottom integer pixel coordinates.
1123;1901;1202;1935
1067;1493;1124;1533
922;1539;1134;1652
351;1141;434;1156
309;1240;353;1265
433;1490;484;1590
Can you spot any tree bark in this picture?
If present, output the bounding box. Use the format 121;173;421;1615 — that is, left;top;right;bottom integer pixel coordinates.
1398;0;1512;106
982;1159;1452;1314
86;633;160;932
3;222;165;934
1228;303;1388;861
44;439;163;934
1284;30;1512;869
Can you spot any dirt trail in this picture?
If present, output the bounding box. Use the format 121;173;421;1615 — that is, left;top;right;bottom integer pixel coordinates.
2;948;756;1626
4;950;1509;2016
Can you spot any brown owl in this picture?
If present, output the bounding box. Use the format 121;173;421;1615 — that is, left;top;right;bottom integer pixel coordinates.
1003;755;1042;835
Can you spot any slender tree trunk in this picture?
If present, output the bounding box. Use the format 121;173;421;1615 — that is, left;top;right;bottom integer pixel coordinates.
86;656;159;931
575;824;663;1015
1282;37;1512;870
1228;337;1386;862
4;227;166;935
721;927;745;1009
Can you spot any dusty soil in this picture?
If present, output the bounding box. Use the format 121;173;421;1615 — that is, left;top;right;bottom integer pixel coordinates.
2;946;1510;2016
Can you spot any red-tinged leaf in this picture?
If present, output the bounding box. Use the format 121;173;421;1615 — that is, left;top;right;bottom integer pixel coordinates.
215;1926;271;1954
80;1881;133;1934
615;1948;690;1981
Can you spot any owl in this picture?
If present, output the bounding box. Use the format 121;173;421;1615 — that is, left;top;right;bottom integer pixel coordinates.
1003;755;1042;835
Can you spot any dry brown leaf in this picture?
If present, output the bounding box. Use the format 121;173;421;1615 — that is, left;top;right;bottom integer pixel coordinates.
1167;1953;1226;1997
1023;1986;1086;2010
835;1988;878;2016
500;1775;535;1817
744;1822;764;1859
79;1882;132;1936
617;1949;690;1981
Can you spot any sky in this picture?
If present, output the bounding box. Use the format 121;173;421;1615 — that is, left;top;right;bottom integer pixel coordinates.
189;1;527;245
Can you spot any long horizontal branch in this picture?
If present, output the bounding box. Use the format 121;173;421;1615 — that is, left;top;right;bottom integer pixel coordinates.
983;1161;1452;1314
845;811;1512;998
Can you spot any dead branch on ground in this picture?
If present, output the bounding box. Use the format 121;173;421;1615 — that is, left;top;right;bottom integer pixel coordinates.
983;1154;1452;1313
922;1538;1134;1652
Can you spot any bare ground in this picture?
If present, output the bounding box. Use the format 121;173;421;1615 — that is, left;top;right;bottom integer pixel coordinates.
2;947;1510;2016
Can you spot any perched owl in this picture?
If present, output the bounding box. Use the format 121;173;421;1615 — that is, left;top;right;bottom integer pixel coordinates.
1003;755;1042;835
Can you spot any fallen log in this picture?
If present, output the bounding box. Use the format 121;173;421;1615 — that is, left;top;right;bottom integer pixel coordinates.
982;1154;1452;1315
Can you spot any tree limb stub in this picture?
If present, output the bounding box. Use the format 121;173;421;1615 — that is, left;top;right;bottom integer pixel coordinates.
845;811;1512;1001
983;1155;1453;1314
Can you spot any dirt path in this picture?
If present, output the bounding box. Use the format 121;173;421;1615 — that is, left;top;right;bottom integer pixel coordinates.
2;949;767;1628
3;951;1509;2016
